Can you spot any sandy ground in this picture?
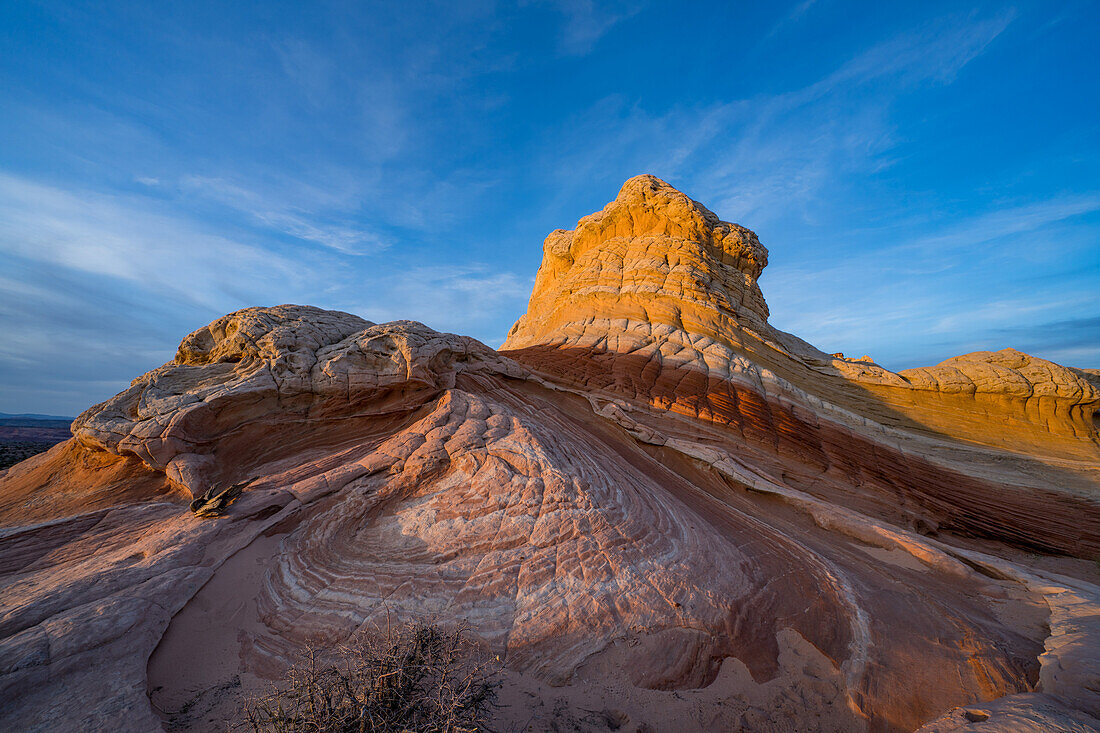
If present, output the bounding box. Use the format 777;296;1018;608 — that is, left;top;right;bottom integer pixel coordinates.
146;522;868;733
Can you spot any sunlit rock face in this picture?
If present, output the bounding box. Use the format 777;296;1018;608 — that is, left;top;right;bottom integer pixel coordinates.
506;174;771;347
1;179;1099;733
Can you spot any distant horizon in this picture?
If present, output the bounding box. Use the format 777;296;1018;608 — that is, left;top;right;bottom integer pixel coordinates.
2;1;1098;416
0;411;75;421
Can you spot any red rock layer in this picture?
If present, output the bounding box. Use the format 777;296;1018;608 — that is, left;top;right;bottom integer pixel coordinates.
508;344;1100;558
0;441;178;526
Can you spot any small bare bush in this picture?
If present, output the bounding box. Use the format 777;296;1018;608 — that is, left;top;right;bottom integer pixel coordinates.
238;621;501;733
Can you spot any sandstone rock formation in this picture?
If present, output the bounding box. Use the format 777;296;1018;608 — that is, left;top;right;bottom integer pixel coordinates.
506;176;1099;464
504;175;1100;554
1;176;1098;732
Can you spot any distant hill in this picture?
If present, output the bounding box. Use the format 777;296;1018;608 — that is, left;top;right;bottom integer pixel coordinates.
0;413;73;469
0;413;74;430
0;412;74;422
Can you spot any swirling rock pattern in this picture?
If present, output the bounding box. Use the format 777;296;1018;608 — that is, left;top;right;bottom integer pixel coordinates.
1;177;1098;732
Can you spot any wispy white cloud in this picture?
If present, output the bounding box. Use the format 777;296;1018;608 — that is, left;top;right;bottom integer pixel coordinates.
762;191;1100;368
0;173;315;312
536;10;1016;231
711;11;1016;216
926;296;1091;336
178;175;389;255
902;195;1100;255
271;38;337;109
806;9;1015;91
760;0;821;44
0;173;322;413
523;0;643;55
346;266;532;347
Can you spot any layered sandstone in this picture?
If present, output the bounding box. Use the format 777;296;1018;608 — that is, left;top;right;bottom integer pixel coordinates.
1;178;1099;733
507;173;771;344
504;175;1099;462
504;175;1099;546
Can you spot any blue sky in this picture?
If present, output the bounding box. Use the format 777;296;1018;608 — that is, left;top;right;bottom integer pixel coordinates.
1;1;1098;416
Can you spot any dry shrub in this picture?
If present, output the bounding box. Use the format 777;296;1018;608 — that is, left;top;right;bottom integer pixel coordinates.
238;621;501;733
